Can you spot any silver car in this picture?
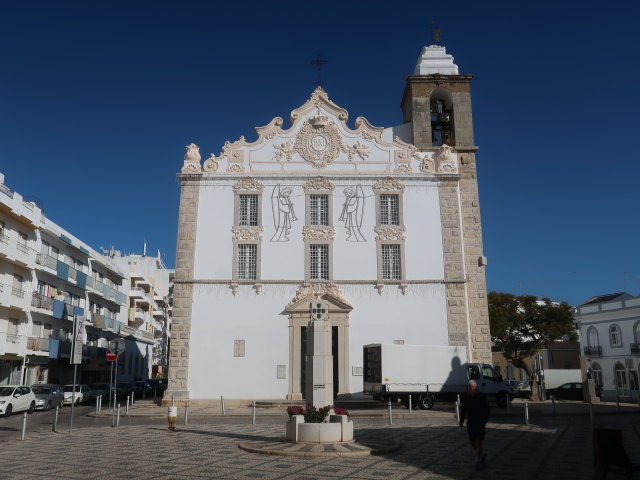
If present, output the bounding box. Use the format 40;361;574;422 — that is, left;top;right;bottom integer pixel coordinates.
31;384;64;410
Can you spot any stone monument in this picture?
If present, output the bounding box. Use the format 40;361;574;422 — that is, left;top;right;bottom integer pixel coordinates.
305;300;333;408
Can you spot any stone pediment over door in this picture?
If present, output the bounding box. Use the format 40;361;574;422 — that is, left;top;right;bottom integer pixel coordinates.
197;87;459;176
285;283;353;315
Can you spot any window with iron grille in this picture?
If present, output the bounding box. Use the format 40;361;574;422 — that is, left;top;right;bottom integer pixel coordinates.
309;244;329;280
310;195;329;226
379;194;399;225
381;244;401;280
239;194;259;226
237;244;257;280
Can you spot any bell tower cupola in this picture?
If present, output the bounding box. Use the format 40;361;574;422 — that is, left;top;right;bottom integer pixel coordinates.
401;45;475;150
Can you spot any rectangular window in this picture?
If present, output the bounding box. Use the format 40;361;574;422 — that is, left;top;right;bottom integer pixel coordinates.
237;244;257;280
239;194;259;226
309;244;329;280
380;194;399;225
381;244;401;280
310;195;329;226
234;339;245;357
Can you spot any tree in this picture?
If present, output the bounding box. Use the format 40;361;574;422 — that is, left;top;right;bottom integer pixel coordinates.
488;291;577;401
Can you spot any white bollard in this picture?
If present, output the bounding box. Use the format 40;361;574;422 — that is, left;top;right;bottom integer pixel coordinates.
20;412;27;441
126;396;129;414
408;394;412;413
96;396;100;414
252;401;256;425
221;396;225;415
524;402;529;425
184;402;189;425
116;404;121;427
52;406;59;432
387;399;393;425
455;400;460;424
168;405;177;431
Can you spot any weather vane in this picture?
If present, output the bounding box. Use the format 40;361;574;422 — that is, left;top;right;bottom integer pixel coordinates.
311;54;328;88
430;20;441;44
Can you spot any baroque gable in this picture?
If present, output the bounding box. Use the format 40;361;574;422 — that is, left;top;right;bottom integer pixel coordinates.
182;87;459;176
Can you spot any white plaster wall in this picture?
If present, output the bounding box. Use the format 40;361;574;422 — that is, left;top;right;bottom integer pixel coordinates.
187;283;447;399
193;179;444;282
193;186;234;280
187;284;294;399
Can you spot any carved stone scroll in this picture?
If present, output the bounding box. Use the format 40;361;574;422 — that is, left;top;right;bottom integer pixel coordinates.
302;226;335;241
372;177;405;193
232;177;264;193
303;176;335;191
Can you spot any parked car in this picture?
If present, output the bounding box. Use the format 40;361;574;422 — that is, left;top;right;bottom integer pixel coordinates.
546;382;584;401
62;384;92;405
0;385;37;416
89;383;112;401
31;384;64;410
115;382;134;399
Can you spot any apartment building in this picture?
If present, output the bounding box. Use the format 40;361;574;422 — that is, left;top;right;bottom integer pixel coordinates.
0;172;139;386
108;249;173;380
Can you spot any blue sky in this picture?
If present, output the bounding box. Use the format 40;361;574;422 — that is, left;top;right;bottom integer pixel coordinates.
1;1;638;305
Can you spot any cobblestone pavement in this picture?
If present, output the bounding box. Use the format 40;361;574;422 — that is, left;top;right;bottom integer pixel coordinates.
1;411;639;480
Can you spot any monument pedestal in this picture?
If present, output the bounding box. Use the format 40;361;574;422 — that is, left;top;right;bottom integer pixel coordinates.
285;415;354;444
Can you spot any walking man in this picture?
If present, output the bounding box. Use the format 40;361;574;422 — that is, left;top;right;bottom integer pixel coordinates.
459;379;490;469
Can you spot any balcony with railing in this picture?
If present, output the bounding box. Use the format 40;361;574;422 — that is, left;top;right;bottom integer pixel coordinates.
31;293;54;311
27;336;50;352
583;345;602;357
35;253;58;270
631;343;640;356
0;332;26;355
0;282;27;310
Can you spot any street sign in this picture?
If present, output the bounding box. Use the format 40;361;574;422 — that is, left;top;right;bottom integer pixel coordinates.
106;350;117;362
71;316;85;365
108;338;126;357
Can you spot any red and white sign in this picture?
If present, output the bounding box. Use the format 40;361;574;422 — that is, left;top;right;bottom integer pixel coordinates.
106;350;117;362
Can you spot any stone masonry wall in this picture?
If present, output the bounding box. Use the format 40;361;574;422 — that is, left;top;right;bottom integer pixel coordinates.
165;176;200;403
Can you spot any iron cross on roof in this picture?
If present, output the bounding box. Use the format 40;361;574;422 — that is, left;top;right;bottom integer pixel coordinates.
311;301;328;321
311;54;328;88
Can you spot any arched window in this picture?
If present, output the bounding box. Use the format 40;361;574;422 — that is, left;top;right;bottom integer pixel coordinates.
587;327;599;347
429;88;454;146
614;363;628;395
591;362;603;388
609;324;622;347
633;320;640;343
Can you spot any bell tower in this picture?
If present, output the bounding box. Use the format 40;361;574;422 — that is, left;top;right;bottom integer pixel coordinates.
401;44;491;364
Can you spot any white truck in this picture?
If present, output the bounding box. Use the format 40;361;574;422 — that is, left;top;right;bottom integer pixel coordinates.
363;344;515;409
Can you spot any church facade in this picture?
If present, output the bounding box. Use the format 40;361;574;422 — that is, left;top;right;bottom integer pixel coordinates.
166;45;491;403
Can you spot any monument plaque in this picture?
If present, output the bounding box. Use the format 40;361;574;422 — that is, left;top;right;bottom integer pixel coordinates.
305;300;334;407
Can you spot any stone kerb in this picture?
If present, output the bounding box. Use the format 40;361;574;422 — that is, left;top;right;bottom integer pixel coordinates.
285;414;354;444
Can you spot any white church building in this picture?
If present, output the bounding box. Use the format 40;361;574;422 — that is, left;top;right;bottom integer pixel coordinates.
166;44;492;404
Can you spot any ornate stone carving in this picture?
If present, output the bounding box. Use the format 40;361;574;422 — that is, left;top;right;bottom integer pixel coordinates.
347;141;370;161
435;144;457;173
374;226;406;241
184;143;201;163
293;117;347;169
227;164;245;173
202;154;219;172
232;226;264;241
254;283;263;295
413;151;435;173
286;282;350;310
303;226;335;241
232;177;264;193
181;163;201;174
230;282;239;296
393;163;412;174
372;177;405;193
399;283;409;295
375;283;384;295
181;143;202;173
273;140;295;162
303;176;335;191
